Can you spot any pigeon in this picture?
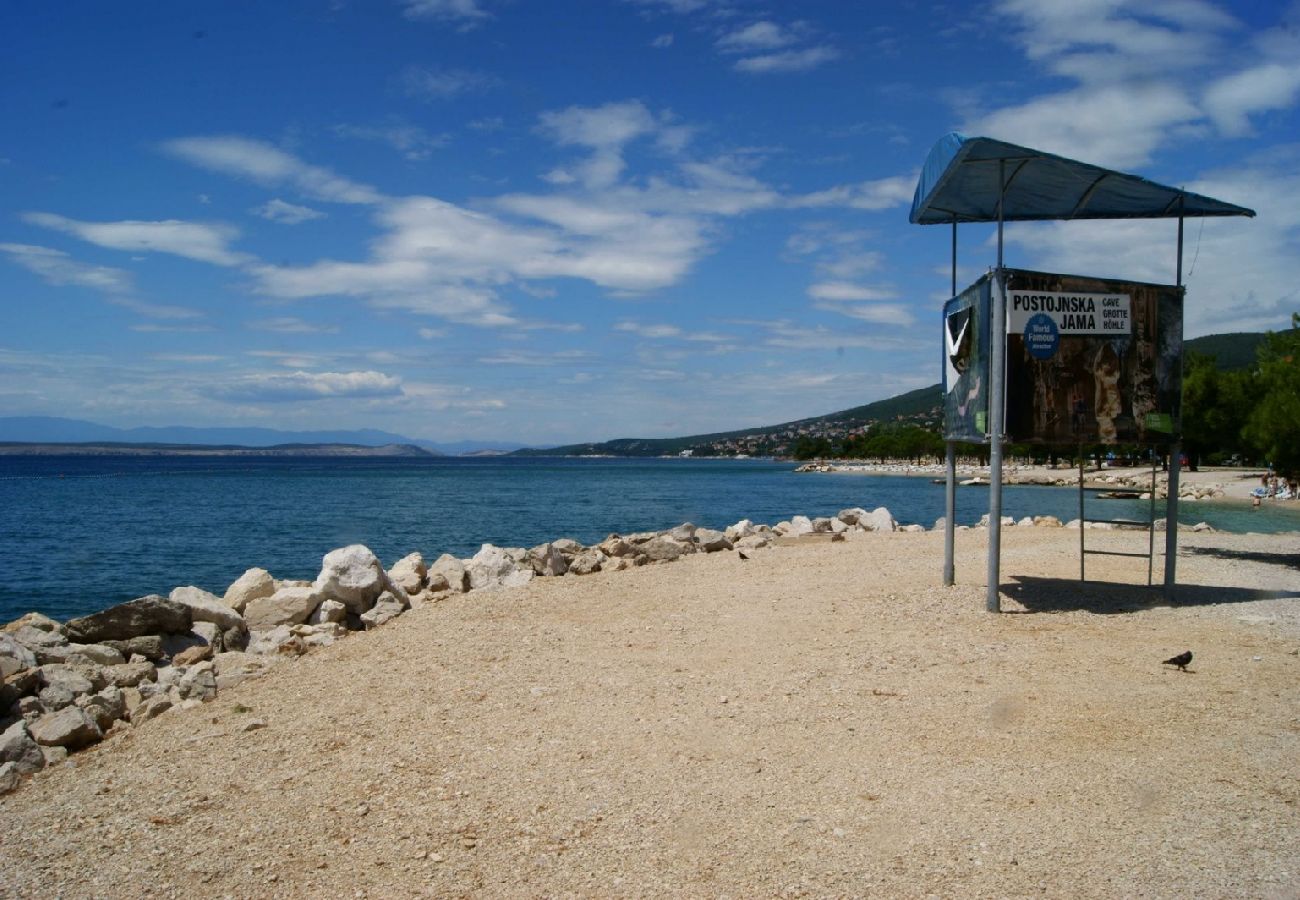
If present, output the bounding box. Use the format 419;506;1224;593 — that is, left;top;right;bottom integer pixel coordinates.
737;550;750;561
1162;650;1193;671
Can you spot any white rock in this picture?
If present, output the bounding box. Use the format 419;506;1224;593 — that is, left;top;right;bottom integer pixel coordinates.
178;661;217;702
243;586;322;631
387;553;426;594
695;528;733;552
529;543;569;577
428;554;469;593
467;544;535;591
1;720;46;775
724;519;754;542
314;544;386;613
29;706;102;749
0;761;19;795
787;516;815;537
829;518;849;534
170;586;245;631
0;633;38;678
222;568;276;614
900;524;926;533
861;507;897;532
669;523;697;542
360;593;407;630
838;508;869;526
307;598;347;626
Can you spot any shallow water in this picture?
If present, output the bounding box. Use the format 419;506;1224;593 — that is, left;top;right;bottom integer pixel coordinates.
2;455;1296;621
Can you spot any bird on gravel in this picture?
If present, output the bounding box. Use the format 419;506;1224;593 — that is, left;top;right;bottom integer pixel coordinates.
1162;650;1193;671
737;550;750;561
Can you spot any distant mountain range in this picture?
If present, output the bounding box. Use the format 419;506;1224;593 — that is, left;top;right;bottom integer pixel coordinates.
0;417;524;456
0;333;1265;459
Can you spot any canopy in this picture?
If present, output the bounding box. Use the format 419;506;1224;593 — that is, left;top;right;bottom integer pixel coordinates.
910;133;1255;225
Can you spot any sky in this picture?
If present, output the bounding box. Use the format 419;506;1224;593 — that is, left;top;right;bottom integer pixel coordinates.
2;0;1298;446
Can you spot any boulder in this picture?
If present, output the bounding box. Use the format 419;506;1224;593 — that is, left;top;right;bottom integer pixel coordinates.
243;586;322;631
788;516;815;536
3;612;63;635
529;543;569;577
104;660;156;688
387;553;427;594
0;761;19;795
177;662;217;702
222;623;250;653
131;695;173;723
734;533;774;552
828;518;849;534
169;586;246;632
467;544;535;591
567;551;604;575
811;517;834;533
29;706;101;749
0;633;37;678
1;720;46;775
838;508;869;526
222;567;276;614
669;523;698;543
550;538;584;555
37;665;97;710
104;635;165;661
1033;515;1063;528
65;596;192;644
314;545;386;613
639;536;687;562
861;507;898;533
695;528;733;552
76;687;126;731
899;524;926;533
62;644;125;667
724;520;754;542
360;593;407;630
190;620;223;648
598;536;634;558
9;624;68;653
171;644;213;667
307;598;347;626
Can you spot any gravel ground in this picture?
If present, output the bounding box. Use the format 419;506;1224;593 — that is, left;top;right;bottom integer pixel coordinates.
2;527;1297;898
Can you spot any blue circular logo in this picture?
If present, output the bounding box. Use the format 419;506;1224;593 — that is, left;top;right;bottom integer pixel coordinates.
1024;313;1059;360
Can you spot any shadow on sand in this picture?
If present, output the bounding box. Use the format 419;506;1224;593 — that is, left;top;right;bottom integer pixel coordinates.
1000;575;1300;615
1181;546;1300;571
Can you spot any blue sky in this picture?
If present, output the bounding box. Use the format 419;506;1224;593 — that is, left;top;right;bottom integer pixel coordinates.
3;0;1298;445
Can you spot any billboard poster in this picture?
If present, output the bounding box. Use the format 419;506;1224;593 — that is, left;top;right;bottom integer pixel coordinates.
942;274;991;442
1003;268;1182;445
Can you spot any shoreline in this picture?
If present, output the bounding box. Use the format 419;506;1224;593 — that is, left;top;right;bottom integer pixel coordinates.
2;525;1297;896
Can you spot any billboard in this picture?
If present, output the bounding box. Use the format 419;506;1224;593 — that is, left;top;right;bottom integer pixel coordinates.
1003;269;1182;445
941;268;1183;446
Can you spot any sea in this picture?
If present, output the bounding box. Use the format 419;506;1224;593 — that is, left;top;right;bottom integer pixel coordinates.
2;455;1297;623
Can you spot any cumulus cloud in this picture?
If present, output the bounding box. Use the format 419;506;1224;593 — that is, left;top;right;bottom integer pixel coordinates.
22;213;250;267
401;0;490;26
163;136;383;204
334;123;451;160
1204;62;1300;136
0;242;133;293
253;198;325;225
207;370;403;403
716;21;798;53
807;282;898;302
247;316;340;334
791;174;915;210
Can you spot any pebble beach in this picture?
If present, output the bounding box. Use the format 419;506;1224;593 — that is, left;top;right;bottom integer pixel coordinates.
2;521;1297;898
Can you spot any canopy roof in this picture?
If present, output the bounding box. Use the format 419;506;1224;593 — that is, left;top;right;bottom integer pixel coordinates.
910;133;1255;225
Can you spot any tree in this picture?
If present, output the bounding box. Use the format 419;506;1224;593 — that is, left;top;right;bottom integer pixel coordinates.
1181;352;1258;469
1243;313;1300;479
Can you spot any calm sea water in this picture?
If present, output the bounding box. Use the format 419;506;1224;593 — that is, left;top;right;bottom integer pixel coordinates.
2;455;1296;622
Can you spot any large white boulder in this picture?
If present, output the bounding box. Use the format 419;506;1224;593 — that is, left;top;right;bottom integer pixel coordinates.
29;706;102;749
314;545;386;613
0;633;37;678
694;528;733;552
860;507;897;533
223;567;276;614
724;519;754;542
387;553;426;594
243;586;322;631
467;544;535;591
428;554;468;593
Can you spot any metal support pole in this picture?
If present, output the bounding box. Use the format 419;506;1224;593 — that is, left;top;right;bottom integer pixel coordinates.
986;160;1007;613
944;441;956;585
951;218;958;296
1164;199;1184;600
1079;448;1086;581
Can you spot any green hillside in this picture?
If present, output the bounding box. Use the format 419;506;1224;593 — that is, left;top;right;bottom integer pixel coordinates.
1184;332;1265;370
514;384;942;458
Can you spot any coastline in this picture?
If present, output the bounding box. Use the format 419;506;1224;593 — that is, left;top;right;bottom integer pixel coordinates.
2;525;1296;897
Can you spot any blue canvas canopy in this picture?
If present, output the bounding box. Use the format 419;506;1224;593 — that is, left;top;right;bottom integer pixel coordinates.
910;132;1255;224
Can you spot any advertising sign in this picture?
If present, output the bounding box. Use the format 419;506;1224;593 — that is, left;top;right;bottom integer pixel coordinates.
1003;269;1182;445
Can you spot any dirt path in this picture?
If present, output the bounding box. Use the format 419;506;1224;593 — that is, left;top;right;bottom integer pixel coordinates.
2;527;1297;898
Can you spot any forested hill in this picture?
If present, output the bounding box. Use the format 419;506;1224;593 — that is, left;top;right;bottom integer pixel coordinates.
1184;332;1265;370
513;384;942;458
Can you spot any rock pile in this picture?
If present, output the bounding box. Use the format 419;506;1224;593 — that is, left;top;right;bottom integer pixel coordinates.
1;510;911;795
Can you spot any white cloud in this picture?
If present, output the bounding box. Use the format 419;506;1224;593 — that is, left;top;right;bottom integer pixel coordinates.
717;21;797;53
477;350;593;366
0;242;133;293
791;174;915;210
734;46;838;74
253;198;325;225
537;100;662;189
334;123;451;160
759;321;922;351
207;370;403;403
808;282;898;302
163;136;382;204
1204;62;1300;136
109;297;205;320
616;321;682;339
401;66;499;100
247;316;340;334
401;0;490;26
22;213;250;267
814;301;915;326
651;33;674;48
